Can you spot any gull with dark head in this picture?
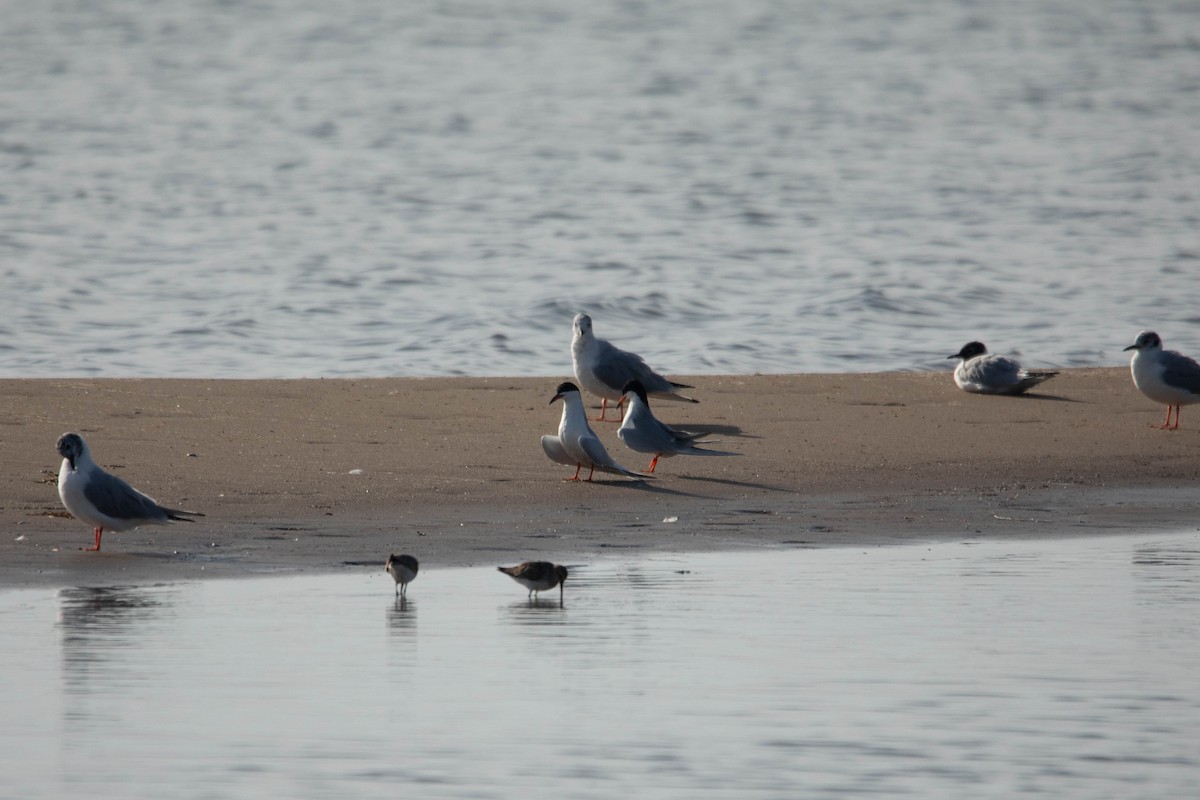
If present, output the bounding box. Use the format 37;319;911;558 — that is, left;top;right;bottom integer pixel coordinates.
498;561;568;602
617;380;739;473
541;381;651;481
386;554;419;597
1123;330;1200;430
947;341;1058;395
571;312;697;422
55;432;202;552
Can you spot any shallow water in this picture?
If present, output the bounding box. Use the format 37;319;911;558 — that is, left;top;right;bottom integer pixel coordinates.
2;1;1199;377
2;534;1198;798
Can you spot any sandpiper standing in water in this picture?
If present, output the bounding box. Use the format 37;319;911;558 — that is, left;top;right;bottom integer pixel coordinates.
498;561;568;602
386;554;419;597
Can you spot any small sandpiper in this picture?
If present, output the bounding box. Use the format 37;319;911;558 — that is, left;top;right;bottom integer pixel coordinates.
498;561;568;602
386;554;419;596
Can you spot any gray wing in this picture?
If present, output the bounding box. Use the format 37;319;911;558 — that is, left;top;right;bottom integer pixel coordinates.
578;434;650;478
541;435;577;467
619;415;689;454
591;340;678;395
83;471;170;523
620;421;738;457
965;355;1023;389
1162;350;1200;394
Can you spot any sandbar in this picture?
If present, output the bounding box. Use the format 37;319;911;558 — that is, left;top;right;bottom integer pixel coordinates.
2;370;1197;588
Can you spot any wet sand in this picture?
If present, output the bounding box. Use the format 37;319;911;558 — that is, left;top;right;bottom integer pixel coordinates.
2;370;1198;588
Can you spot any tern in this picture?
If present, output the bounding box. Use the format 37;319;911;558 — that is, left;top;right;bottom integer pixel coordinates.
540;382;651;481
948;341;1058;395
617;380;739;473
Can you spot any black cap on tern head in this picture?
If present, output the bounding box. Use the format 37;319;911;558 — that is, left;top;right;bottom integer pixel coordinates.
550;381;579;403
949;341;988;361
622;380;649;404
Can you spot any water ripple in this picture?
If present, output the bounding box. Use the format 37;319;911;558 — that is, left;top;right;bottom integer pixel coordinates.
2;0;1199;377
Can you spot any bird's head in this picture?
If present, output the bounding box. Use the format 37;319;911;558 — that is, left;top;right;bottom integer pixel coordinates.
949;341;987;361
1123;330;1161;352
56;432;85;471
550;381;580;405
572;313;593;340
622;379;649;405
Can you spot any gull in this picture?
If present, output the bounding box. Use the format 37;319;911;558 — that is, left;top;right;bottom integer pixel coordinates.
947;342;1058;395
617;380;740;473
571;312;697;422
541;381;651;481
386;554;419;597
56;432;202;552
1123;330;1200;430
498;561;568;602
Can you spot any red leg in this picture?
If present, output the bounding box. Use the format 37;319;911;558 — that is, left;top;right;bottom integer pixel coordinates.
585;464;596;482
1171;405;1181;430
564;464;582;481
85;527;103;552
647;455;660;473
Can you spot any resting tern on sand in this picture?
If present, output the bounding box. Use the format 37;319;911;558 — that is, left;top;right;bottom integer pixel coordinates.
947;342;1058;395
540;381;651;481
56;432;202;552
570;312;697;421
617;380;739;473
1123;330;1200;430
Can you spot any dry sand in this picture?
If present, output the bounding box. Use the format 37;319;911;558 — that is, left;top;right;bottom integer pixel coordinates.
2;370;1197;588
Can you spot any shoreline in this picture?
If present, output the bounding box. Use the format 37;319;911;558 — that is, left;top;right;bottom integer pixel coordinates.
3;370;1198;589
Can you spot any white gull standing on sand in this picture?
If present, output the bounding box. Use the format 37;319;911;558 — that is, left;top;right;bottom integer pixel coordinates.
570;312;697;421
1123;330;1200;430
56;432;202;552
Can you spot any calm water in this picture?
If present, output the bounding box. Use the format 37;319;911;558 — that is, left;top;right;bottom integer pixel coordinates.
2;1;1199;378
1;534;1198;798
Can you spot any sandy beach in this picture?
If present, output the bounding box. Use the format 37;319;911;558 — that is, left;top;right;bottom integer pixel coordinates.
2;369;1197;588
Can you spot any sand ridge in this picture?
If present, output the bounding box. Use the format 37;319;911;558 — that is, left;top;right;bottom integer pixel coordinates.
2;369;1198;588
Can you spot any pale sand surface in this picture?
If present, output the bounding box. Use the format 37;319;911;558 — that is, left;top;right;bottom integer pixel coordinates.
2;370;1198;588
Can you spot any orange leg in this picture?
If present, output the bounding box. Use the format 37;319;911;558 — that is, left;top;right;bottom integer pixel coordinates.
647;455;660;473
84;527;103;552
1154;405;1180;430
592;396;626;423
